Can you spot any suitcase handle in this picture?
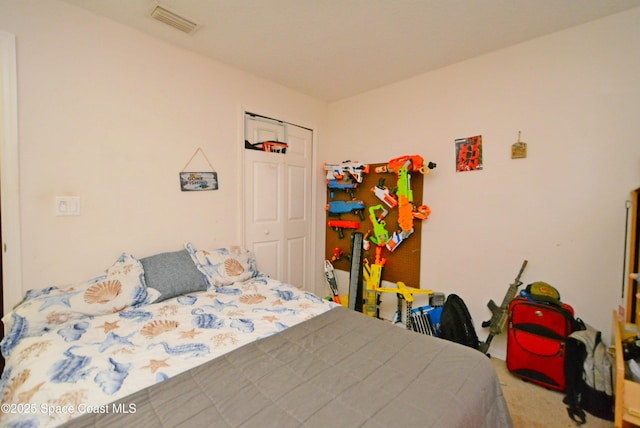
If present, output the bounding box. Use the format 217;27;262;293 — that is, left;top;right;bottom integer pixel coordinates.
511;322;566;341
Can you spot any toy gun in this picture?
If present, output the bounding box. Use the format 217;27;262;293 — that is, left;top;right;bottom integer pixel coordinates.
326;200;366;220
362;247;386;317
376;281;433;327
478;259;528;355
371;179;398;209
368;205;390;246
382;155;437;234
328;219;360;239
413;205;431;220
324;260;341;304
324;160;370;183
396;165;415;233
330;247;347;262
328;179;358;199
385;229;412;252
375;155;436;175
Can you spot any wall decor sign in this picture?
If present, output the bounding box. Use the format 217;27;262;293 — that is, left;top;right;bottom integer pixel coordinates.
180;171;218;191
180;148;218;191
455;135;483;172
511;131;527;159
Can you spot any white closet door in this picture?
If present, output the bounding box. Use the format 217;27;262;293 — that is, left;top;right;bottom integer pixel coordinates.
243;116;313;289
283;123;312;289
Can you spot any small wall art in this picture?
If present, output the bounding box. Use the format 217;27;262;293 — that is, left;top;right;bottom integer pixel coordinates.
455;135;483;172
180;148;218;191
511;131;527;159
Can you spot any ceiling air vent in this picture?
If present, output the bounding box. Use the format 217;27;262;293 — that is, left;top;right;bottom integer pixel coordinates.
149;5;199;34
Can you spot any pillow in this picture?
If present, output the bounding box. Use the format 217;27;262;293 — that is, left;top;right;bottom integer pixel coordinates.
140;249;207;302
1;253;160;358
184;242;259;288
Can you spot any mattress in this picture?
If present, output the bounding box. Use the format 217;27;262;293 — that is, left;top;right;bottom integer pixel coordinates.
62;307;512;427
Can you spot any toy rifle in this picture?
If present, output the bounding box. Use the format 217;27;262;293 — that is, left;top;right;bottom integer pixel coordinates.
362;247;386;317
324;260;341;304
328;219;360;239
478;259;528;355
348;232;365;312
324;160;370;183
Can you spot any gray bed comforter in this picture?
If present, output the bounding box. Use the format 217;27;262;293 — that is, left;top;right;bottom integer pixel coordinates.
64;307;512;427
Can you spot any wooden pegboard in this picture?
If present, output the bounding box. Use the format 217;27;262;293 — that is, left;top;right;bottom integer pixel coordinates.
324;162;428;288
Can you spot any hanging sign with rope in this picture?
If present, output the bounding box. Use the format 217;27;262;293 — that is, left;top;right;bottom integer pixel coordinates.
179;147;218;191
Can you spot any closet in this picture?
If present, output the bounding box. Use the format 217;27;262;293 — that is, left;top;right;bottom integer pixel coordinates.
243;113;314;289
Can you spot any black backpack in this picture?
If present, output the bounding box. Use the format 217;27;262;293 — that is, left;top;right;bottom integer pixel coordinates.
439;294;479;350
563;322;614;424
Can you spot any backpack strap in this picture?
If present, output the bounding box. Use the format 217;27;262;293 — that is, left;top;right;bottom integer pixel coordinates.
563;335;588;425
565;405;586;425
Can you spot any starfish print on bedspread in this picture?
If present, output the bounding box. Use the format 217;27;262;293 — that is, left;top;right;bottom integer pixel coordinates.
97;332;136;352
37;291;83;310
142;358;170;374
201;299;238;312
97;320;119;333
179;328;201;339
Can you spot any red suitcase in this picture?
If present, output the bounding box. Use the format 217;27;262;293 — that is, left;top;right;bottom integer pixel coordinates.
506;297;575;392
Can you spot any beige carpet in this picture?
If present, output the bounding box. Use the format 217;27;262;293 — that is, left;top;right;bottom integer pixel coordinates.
492;358;614;428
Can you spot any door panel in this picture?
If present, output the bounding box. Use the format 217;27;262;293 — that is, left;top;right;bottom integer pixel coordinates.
252;161;280;223
244;115;312;289
287;165;306;220
283;124;312;289
244;149;284;279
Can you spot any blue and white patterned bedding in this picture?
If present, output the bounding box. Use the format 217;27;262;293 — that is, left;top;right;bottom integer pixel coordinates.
0;274;336;427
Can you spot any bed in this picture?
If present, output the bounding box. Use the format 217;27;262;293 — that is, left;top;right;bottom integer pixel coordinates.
0;243;512;427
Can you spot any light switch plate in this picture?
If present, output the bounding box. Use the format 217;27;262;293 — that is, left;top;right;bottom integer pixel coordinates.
55;196;81;216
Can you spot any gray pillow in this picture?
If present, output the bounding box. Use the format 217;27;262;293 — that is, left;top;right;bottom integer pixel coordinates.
140;249;207;302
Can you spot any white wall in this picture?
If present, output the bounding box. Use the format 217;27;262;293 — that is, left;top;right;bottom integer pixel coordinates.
0;0;327;309
323;8;640;358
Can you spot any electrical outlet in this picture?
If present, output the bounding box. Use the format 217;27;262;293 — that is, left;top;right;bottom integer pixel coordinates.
55;196;81;216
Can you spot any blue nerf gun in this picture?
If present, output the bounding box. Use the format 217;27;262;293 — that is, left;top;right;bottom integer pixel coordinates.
327;179;358;199
326;200;366;220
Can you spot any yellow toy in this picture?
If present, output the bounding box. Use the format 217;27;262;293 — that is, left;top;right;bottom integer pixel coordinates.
376;281;433;329
362;247;386;317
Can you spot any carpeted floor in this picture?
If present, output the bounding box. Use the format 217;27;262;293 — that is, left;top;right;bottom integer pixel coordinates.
492;358;614;428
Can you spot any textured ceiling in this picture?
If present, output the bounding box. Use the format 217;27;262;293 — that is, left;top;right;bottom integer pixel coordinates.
58;0;640;101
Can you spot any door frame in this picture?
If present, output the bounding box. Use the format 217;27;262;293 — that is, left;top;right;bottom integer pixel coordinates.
1;31;23;315
239;107;318;292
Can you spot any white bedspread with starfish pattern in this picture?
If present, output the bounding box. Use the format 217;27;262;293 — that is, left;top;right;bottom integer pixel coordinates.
0;276;335;427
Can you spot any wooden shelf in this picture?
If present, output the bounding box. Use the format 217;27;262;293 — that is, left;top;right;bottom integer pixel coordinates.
613;310;640;427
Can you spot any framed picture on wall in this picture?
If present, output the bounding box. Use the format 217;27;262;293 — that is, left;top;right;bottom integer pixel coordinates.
455;135;483;172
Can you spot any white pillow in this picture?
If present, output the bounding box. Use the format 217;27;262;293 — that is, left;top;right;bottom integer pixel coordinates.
184;242;259;288
1;253;160;358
